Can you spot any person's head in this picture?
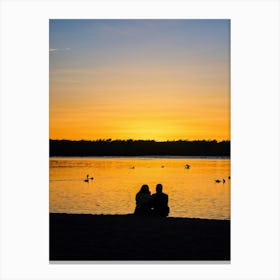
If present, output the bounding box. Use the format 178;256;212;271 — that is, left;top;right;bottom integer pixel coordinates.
156;184;163;193
140;184;150;194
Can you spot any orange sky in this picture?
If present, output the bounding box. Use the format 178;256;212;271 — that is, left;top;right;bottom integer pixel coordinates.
50;20;230;141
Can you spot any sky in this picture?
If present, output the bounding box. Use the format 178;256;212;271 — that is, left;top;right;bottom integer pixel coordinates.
50;19;230;141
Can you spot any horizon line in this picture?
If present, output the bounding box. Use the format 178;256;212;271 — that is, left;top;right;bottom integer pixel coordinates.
50;138;230;142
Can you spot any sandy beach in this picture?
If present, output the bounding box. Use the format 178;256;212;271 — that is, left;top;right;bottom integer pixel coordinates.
50;213;230;261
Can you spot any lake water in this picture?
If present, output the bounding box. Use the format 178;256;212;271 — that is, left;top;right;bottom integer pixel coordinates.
50;157;230;220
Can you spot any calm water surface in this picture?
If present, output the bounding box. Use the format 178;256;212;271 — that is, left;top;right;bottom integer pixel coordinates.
50;157;230;219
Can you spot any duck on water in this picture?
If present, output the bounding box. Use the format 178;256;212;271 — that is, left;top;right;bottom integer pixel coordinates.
84;174;94;182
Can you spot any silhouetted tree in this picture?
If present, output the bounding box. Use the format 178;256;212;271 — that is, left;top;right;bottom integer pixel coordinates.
50;139;230;157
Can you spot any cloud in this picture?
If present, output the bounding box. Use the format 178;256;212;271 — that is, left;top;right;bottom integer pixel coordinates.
49;48;70;53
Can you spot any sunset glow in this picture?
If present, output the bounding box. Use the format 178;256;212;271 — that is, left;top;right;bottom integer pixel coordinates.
50;20;230;141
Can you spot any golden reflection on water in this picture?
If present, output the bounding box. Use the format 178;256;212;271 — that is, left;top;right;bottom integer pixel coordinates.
50;157;230;219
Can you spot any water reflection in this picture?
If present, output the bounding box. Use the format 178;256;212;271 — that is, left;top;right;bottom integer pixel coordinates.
49;157;230;219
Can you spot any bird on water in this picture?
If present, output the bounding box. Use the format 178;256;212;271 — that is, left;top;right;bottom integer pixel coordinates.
215;179;226;184
84;174;94;182
84;174;89;182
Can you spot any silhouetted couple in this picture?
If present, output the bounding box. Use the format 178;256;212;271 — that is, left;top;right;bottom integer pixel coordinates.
134;184;169;217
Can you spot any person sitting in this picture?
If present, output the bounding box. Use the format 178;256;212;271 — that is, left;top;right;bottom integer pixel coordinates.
134;184;152;216
151;184;169;217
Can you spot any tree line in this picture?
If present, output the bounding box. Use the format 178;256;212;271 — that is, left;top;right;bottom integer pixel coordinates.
50;139;230;157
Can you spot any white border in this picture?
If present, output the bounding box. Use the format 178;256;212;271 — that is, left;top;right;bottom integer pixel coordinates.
0;0;279;279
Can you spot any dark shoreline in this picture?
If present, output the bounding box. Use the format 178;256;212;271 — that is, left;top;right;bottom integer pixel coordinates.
50;139;230;157
50;155;230;159
50;213;230;261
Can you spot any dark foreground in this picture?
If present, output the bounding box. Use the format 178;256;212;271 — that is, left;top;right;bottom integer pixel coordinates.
50;213;230;261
